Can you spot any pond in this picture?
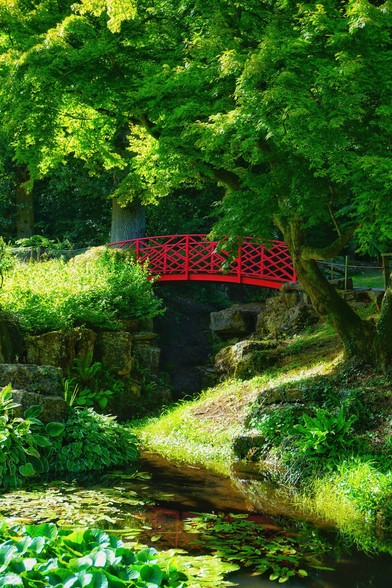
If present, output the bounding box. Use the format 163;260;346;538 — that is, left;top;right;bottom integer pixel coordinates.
1;451;391;587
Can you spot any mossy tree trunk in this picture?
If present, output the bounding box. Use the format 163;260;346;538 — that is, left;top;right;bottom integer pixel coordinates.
280;219;379;366
110;198;146;242
375;281;392;371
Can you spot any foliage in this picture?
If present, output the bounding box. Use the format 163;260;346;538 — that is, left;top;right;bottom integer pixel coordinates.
0;385;64;490
302;458;392;547
293;408;358;463
249;405;305;452
0;248;162;333
0;381;139;488
0;237;13;288
51;408;139;473
63;354;116;411
185;513;331;583
0;522;189;588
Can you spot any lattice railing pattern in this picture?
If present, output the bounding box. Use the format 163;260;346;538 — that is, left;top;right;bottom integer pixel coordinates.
109;234;296;288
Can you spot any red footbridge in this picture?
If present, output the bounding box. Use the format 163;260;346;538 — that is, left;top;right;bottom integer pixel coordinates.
109;234;296;288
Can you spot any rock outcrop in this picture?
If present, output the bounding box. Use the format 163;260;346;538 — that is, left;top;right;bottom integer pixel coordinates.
0;363;67;423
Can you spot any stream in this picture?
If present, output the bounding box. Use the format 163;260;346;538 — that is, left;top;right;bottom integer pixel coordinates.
1;451;391;587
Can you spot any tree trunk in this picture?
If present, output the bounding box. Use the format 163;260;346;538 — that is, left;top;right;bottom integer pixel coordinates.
282;220;377;365
110;198;146;242
375;280;392;371
15;166;34;239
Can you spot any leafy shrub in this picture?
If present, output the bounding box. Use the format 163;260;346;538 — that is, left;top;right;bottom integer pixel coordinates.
51;408;139;473
0;247;162;333
0;237;14;289
0;385;64;490
249;404;305;450
0;522;189;587
293;408;358;463
64;354;116;411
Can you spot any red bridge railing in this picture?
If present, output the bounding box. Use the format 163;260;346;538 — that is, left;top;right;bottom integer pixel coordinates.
109;234;296;288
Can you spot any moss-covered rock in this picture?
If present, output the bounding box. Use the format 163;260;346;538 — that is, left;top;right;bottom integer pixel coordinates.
0;364;63;396
25;328;96;372
215;340;278;380
12;389;68;423
256;292;318;338
0;312;24;363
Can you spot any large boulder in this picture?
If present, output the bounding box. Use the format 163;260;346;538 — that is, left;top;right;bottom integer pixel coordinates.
133;343;160;375
215;340;277;380
0;364;63;396
12;389;68;423
94;331;133;376
256;292;318;338
25;328;96;372
210;307;253;339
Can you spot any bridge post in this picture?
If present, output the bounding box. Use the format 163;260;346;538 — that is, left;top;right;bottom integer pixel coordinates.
237;244;242;283
185;234;190;280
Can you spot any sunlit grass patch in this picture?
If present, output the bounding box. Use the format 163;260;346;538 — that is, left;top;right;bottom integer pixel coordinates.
297;457;392;553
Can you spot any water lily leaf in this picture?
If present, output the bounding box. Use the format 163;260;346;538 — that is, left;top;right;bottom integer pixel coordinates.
0;573;23;587
150;535;161;542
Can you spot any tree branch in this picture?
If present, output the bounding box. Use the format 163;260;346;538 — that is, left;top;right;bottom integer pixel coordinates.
302;227;357;260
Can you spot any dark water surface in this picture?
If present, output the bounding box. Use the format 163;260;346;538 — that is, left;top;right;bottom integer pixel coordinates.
2;451;391;587
136;452;392;588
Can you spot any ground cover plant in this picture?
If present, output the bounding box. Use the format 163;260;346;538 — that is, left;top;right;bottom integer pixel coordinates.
0;384;139;490
0;247;162;334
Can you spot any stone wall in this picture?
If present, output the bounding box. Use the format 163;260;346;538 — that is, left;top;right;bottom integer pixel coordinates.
0;318;164;421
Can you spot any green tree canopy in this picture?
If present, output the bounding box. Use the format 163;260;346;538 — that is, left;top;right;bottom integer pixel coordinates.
1;0;391;365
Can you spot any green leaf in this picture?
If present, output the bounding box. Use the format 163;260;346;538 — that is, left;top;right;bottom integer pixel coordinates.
45;422;65;437
90;571;108;588
0;573;23;587
140;564;163;585
32;434;52;448
19;463;36;477
24;405;43;419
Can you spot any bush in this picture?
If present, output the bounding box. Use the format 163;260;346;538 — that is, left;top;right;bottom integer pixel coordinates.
0;247;163;333
0;385;139;489
51;408;139;473
0;385;64;490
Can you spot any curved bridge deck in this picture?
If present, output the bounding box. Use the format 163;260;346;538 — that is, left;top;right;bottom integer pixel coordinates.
109;234;296;288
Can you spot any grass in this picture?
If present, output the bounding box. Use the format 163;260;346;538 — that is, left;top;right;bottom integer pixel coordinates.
351;271;384;289
134;323;342;474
